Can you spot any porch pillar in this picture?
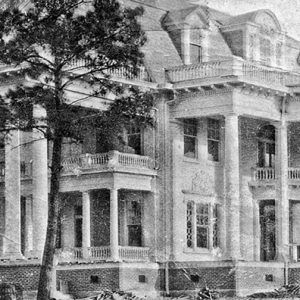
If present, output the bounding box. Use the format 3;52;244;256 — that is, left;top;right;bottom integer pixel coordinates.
31;105;48;258
276;118;289;261
25;195;33;257
82;191;91;259
110;188;119;261
3;129;23;258
224;113;241;260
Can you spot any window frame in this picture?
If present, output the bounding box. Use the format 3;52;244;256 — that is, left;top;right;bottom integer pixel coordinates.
186;201;219;251
207;118;221;162
184;120;198;159
125;123;143;155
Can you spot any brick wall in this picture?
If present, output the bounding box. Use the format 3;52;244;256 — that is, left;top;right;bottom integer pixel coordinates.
167;264;235;294
235;263;284;297
289;267;300;284
0;264;40;291
91;190;110;247
56;267;119;298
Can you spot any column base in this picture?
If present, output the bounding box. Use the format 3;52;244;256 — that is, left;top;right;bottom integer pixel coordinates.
28;250;43;259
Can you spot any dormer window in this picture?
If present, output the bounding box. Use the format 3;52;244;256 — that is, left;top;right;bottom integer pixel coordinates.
190;43;203;64
260;37;271;66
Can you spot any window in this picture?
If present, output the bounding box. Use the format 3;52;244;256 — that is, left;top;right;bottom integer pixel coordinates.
276;42;282;66
190;44;203;64
196;203;209;248
260;37;271;65
207;118;220;162
186;201;218;250
74;205;82;248
184;120;197;158
126;124;142;155
127;200;142;246
257;125;275;168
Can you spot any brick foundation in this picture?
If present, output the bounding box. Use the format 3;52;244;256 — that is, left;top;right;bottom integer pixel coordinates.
56;266;119;298
165;262;235;296
0;263;40;291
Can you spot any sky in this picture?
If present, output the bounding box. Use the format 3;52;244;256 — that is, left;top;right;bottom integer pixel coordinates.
189;0;300;40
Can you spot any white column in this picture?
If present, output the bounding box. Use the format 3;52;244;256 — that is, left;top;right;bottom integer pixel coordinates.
25;195;33;257
3;129;22;258
224;113;241;260
31;105;48;258
253;201;260;261
110;188;119;261
276;118;289;261
82;191;91;258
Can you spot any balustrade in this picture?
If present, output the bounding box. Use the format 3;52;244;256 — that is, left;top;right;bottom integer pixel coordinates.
253;167;276;181
88;246;111;260
288;168;300;180
166;57;300;90
56;246;149;262
61;151;156;174
118;246;149;261
65;59;152;82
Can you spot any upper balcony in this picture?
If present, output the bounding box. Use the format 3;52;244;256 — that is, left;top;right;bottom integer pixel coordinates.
59;150;157;192
250;167;300;186
61;150;157;177
166;57;300;93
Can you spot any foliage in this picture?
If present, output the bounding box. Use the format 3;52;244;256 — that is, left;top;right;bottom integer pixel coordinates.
0;0;154;299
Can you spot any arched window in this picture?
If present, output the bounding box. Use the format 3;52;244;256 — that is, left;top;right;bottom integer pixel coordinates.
257;125;275;167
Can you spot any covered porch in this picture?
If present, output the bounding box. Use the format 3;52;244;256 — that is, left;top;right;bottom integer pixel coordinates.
55;188;155;264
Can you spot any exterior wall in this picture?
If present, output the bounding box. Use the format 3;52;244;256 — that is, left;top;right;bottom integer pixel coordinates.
167;262;235;295
0;263;40;292
91;190;110;247
289;122;300;167
239;117;270;261
56;263;159;298
61;192;81;249
170;117;225;261
56;265;119;298
235;262;285;297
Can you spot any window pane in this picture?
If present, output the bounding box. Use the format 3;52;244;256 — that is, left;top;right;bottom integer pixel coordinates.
184;136;196;158
184;122;197;136
128;134;142;155
196;227;208;248
75;218;82;247
208;140;219;162
187;202;193;248
190;44;202;64
213;205;219;248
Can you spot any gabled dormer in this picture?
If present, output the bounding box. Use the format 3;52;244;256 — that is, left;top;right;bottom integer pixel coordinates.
162;6;210;65
221;9;285;68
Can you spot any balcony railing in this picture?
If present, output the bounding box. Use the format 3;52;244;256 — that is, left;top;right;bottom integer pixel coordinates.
252;167;300;182
253;167;276;181
166;57;300;90
65;59;153;82
61;150;156;175
56;246;149;263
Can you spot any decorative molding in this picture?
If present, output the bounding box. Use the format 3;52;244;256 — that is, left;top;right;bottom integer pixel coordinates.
182;170;215;196
176;87;233;102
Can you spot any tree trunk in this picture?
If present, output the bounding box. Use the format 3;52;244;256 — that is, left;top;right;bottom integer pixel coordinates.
37;130;63;300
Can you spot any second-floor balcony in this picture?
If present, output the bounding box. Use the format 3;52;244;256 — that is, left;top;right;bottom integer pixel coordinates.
251;167;300;184
166;57;300;92
61;150;157;177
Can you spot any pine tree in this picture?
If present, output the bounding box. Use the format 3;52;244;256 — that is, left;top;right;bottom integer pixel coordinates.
0;1;154;299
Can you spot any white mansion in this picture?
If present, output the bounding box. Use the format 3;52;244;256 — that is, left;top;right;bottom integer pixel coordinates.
1;0;300;298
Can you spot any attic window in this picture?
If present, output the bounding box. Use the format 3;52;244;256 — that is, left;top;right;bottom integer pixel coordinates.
190;44;203;64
